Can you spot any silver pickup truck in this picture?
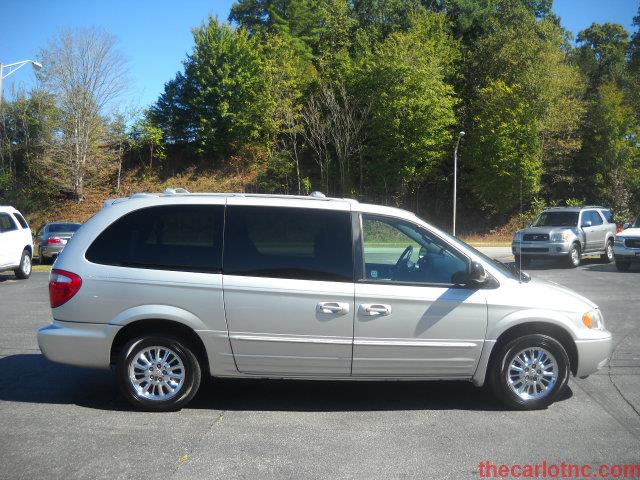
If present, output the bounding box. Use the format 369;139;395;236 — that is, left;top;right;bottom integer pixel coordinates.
512;206;617;268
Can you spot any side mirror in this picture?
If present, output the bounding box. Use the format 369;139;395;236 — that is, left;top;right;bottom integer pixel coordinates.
452;261;487;287
528;221;533;227
582;220;592;228
623;223;630;230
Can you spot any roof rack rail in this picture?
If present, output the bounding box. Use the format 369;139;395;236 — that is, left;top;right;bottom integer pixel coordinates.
163;187;190;195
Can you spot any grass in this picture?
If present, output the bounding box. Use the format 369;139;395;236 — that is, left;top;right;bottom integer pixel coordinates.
32;265;52;273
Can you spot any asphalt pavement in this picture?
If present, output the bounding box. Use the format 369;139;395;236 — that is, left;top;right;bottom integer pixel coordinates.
0;255;639;480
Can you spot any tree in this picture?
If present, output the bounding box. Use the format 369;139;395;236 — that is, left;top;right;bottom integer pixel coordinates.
108;112;129;192
37;27;127;201
355;11;459;200
151;17;272;162
131;113;166;169
576;82;639;212
575;23;629;89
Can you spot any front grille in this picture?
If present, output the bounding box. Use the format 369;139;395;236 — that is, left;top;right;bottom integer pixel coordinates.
624;238;640;249
522;247;549;253
523;233;549;241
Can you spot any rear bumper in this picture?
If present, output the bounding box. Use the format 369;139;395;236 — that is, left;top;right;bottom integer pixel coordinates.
37;320;121;369
40;245;65;258
574;332;613;378
512;241;572;257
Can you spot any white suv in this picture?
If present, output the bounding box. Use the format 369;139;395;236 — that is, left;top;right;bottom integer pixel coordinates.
0;206;33;279
37;191;612;411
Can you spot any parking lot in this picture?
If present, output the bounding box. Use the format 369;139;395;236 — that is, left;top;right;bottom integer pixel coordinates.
1;257;639;480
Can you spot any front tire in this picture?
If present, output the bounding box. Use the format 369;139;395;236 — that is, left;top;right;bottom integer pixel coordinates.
615;260;630;271
14;249;32;279
488;334;570;410
116;336;202;411
600;240;614;263
566;243;581;268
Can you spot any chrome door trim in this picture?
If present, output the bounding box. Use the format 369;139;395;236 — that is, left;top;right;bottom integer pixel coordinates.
354;338;481;348
229;333;352;345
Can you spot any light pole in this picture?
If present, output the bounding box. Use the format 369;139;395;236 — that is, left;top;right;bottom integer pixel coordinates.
452;130;465;237
0;60;43;104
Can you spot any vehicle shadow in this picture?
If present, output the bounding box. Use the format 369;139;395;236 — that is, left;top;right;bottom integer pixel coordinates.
0;353;573;413
0;273;17;283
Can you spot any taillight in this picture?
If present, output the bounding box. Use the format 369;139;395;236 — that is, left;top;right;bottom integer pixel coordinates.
49;269;82;308
47;237;62;244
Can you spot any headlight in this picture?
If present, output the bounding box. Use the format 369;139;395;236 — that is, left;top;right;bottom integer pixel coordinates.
551;232;571;242
614;236;624;246
582;309;605;330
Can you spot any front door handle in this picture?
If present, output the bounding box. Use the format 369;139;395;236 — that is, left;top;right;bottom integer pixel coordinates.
360;304;392;316
317;302;349;314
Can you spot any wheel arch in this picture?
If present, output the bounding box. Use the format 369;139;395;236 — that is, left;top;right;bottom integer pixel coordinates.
110;319;210;376
473;320;578;386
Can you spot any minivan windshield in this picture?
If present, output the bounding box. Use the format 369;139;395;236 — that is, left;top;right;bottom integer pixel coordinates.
533;211;578;227
49;223;81;233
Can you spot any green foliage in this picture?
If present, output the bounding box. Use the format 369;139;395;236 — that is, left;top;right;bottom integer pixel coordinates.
151;17;272;161
356;11;459;196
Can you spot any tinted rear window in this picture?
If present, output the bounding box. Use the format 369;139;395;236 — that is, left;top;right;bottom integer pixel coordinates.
49;223;81;233
601;210;614;224
86;205;224;272
13;213;28;229
224;206;353;282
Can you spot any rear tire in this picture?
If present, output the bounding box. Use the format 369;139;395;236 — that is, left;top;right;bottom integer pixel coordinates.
566;243;581;268
116;335;202;411
488;334;570;410
14;249;32;279
615;260;630;272
600;240;614;263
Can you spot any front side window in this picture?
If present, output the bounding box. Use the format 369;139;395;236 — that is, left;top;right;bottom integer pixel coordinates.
224;206;353;282
361;215;468;285
86;205;224;272
0;213;17;233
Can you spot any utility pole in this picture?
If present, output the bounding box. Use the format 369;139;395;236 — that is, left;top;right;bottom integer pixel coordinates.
452;130;465;237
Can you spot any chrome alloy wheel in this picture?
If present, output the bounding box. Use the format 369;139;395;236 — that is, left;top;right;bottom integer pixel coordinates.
128;346;185;401
570;247;580;266
506;347;558;400
606;243;614;261
21;254;31;275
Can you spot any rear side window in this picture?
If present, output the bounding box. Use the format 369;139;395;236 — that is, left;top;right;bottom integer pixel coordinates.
601;210;614;224
12;213;28;229
224;206;353;282
86;205;224;273
0;213;17;232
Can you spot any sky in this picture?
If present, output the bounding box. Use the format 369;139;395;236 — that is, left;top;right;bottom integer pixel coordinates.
0;0;638;111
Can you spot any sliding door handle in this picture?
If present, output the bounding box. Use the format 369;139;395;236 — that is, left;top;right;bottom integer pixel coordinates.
360;304;392;316
317;302;349;314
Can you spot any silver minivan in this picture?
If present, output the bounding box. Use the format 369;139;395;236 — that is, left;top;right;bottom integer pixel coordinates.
37;192;612;411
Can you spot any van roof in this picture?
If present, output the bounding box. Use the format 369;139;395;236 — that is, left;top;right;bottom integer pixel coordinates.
103;189;359;208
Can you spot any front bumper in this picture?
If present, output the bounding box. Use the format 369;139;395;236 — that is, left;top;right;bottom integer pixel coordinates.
37;320;122;369
512;241;572;257
574;331;613;378
613;245;640;262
